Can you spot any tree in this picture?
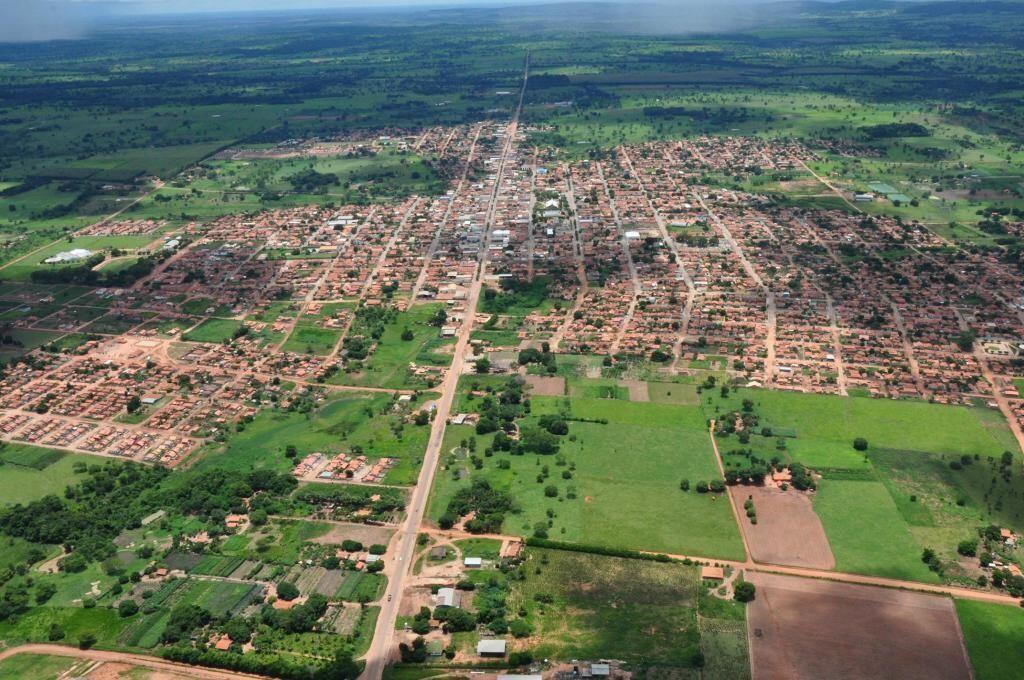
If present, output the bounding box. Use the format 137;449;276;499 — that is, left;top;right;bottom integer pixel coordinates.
47;623;65;641
250;508;268;526
78;632;97;649
118;599;139;617
475;357;491;374
401;328;414;341
35;581;57;605
734;581;756;602
316;648;361;679
126;396;142;414
509;619;532;638
957;539;978;557
277;581;300;601
853;437;868;451
285;444;298;459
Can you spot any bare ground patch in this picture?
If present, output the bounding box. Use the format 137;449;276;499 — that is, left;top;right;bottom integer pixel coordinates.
618;379;649;402
747;573;971;680
524;374;566;396
730;486;835;570
308;522;394;547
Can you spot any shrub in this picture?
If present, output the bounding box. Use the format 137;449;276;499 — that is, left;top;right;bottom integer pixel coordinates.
853;437;868;451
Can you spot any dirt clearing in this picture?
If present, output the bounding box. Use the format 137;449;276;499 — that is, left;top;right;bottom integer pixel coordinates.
524;374;566;396
308;521;394;547
730;486;835;569
618;379;649;402
747;573;971;680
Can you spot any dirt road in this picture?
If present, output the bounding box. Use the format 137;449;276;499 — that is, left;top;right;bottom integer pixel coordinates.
0;644;265;679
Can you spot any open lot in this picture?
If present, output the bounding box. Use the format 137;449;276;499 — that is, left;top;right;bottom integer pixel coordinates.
747;573;972;680
512;548;748;675
729;486;834;570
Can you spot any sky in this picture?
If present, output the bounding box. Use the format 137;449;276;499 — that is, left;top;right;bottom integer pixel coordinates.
3;0;813;42
7;0;615;42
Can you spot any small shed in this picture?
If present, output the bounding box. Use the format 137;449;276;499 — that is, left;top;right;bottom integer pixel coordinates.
464;557;483;568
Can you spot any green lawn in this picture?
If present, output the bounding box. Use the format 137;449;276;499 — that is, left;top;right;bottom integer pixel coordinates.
956;599;1024;680
813;478;939;582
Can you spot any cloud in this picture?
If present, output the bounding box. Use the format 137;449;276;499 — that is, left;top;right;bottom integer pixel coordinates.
0;0;103;42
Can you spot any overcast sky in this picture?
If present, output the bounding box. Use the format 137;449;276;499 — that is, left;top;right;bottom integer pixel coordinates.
5;0;585;42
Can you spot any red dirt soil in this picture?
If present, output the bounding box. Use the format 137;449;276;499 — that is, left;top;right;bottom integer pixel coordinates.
729;486;835;569
747;572;972;680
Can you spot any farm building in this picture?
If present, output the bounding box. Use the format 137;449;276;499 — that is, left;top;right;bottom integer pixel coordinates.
464;557;483;568
435;587;460;608
701;566;725;580
477;639;507;656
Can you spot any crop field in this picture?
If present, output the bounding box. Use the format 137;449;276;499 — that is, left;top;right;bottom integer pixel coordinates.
509;548;747;674
176;579;261;617
334;571;387;602
749;573;971;680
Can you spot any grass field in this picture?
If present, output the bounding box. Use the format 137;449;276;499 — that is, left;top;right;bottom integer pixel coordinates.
332;304;454;389
705;388;1019;469
813;478;939;583
281;322;341;356
430;385;745;560
511;548;748;674
0;445;93;507
0;606;128;649
0;654;78;680
956;599;1024;680
183;317;244;343
0;235;155;282
190;391;430;483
